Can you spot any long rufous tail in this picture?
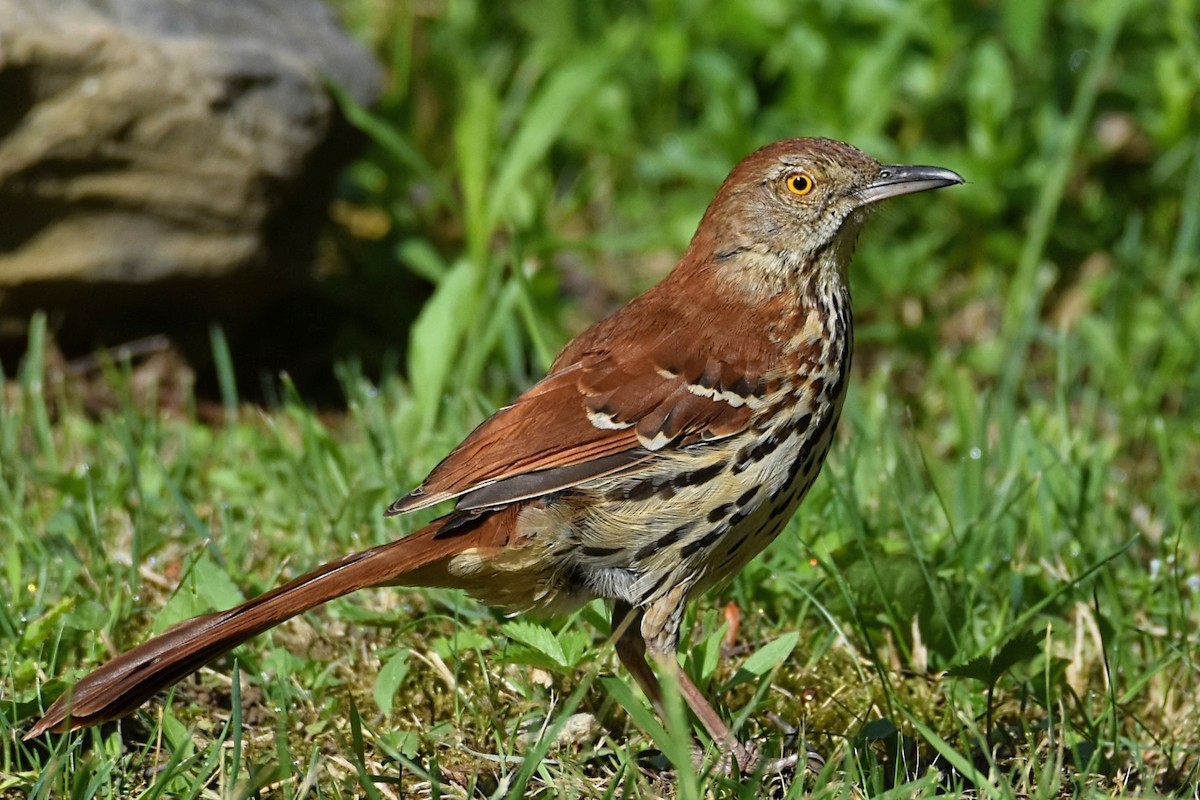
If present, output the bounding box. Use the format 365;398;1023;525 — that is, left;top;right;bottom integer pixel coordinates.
25;514;500;739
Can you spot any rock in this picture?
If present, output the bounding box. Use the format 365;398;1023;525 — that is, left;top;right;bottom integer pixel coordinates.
0;0;382;361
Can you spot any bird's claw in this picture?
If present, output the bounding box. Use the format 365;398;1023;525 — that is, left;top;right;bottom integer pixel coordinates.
695;740;824;777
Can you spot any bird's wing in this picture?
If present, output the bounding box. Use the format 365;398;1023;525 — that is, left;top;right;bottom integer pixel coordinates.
387;338;772;515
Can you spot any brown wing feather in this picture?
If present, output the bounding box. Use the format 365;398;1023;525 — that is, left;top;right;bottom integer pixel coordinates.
387;365;642;515
388;271;791;517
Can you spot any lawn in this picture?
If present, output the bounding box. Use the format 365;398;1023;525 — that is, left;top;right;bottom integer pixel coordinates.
3;0;1198;797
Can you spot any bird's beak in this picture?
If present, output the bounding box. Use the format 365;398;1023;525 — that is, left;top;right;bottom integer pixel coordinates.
856;164;965;205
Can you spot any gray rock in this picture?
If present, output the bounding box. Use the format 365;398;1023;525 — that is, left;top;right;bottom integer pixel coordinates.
0;0;382;347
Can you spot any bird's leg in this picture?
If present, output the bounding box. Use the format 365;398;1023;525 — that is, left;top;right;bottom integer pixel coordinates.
646;643;752;770
611;602;668;718
613;602;721;770
641;633;803;776
615;599;754;770
613;599;804;776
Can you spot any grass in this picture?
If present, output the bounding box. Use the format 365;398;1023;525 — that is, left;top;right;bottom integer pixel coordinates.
3;0;1200;796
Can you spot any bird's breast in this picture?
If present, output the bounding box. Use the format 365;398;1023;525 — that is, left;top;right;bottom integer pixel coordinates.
563;357;851;606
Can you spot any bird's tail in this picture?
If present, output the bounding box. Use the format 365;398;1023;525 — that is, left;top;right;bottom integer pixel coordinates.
25;512;506;738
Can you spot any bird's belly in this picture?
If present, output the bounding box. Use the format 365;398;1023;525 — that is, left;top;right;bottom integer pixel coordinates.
569;399;844;606
446;394;845;617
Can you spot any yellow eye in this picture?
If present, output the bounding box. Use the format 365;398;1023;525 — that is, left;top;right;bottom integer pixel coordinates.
785;171;814;196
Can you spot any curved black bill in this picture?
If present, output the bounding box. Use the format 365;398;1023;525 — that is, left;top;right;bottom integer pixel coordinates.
857;164;965;205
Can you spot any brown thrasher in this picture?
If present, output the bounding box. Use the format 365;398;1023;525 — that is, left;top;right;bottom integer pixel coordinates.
26;138;962;771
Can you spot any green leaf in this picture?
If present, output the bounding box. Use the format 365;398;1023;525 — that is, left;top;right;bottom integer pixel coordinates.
990;629;1043;678
407;258;479;425
947;629;1042;685
501;620;567;667
486;53;611;230
499;644;569;674
159;710;195;756
723;631;799;691
557;629;594;668
63;600;108;632
430;628;493;661
842;550;930;620
331;82;433;180
454;77;498;262
945;652;994;683
1001;0;1049;61
684;615;727;687
19;597;75;649
374;651;411;716
859;717;899;741
391;729;420;760
192;551;247;610
396;238;447;283
154;551;245;631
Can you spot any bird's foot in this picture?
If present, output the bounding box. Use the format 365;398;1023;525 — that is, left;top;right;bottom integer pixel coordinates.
697;740;825;777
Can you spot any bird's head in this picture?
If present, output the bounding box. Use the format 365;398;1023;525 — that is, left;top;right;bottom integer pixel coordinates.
683;138;963;298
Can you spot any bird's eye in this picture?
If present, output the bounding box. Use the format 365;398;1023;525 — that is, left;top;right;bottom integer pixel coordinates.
785;171;814;196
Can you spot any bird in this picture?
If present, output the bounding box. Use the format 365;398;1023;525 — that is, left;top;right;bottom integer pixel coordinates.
25;138;963;772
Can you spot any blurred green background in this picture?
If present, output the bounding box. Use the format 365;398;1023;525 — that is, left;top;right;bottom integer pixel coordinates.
328;0;1196;428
